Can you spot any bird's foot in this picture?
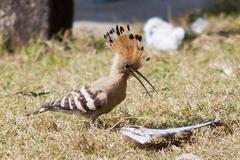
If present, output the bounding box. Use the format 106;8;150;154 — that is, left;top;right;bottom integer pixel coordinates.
89;118;105;129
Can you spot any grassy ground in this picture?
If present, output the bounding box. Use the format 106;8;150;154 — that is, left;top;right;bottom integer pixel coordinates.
0;14;240;159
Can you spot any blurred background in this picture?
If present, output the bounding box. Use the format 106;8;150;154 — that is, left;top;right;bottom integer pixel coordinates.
73;0;217;35
1;0;240;48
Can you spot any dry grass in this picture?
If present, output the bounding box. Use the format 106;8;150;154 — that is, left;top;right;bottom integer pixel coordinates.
0;15;240;160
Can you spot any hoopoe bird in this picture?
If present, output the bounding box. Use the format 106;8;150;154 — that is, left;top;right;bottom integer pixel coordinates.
32;25;157;123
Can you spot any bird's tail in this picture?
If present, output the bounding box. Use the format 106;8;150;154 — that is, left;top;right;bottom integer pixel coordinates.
28;102;57;116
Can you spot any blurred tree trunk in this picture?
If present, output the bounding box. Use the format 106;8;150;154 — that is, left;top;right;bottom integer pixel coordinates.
0;0;74;48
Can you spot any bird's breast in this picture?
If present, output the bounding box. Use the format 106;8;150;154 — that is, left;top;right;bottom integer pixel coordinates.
102;80;127;114
108;85;126;107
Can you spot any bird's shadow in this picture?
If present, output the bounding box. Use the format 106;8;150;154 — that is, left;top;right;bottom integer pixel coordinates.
134;132;194;151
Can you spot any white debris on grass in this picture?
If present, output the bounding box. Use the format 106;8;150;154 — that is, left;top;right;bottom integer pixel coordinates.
144;17;185;51
210;62;234;76
190;17;208;34
222;66;233;76
175;153;203;160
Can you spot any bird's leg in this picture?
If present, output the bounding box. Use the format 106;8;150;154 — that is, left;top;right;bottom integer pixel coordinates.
90;114;105;128
90;115;99;128
90;121;98;128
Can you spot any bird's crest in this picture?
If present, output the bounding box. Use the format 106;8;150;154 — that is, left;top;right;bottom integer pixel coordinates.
104;25;146;66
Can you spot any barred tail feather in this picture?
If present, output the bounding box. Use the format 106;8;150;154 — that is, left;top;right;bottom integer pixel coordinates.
31;102;59;115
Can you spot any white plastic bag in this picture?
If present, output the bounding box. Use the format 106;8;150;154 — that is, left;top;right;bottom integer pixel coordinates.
144;17;185;51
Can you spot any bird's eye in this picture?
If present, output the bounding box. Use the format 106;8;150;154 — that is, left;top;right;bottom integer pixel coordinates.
125;64;130;68
146;57;150;61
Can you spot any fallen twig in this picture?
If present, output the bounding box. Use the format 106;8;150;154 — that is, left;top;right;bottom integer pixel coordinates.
16;91;50;97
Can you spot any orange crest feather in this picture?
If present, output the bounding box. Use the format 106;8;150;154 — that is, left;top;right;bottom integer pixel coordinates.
104;25;144;65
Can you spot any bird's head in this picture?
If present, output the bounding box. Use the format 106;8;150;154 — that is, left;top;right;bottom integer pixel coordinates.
104;25;157;97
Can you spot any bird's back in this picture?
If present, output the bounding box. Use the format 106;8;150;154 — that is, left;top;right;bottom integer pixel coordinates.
32;74;127;122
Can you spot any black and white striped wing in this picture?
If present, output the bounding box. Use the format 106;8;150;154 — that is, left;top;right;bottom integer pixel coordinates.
34;86;107;115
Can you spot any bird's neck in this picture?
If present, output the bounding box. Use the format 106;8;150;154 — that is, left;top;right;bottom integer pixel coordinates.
109;69;129;82
110;55;130;80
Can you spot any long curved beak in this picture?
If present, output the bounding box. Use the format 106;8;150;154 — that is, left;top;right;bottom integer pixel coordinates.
129;69;157;98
